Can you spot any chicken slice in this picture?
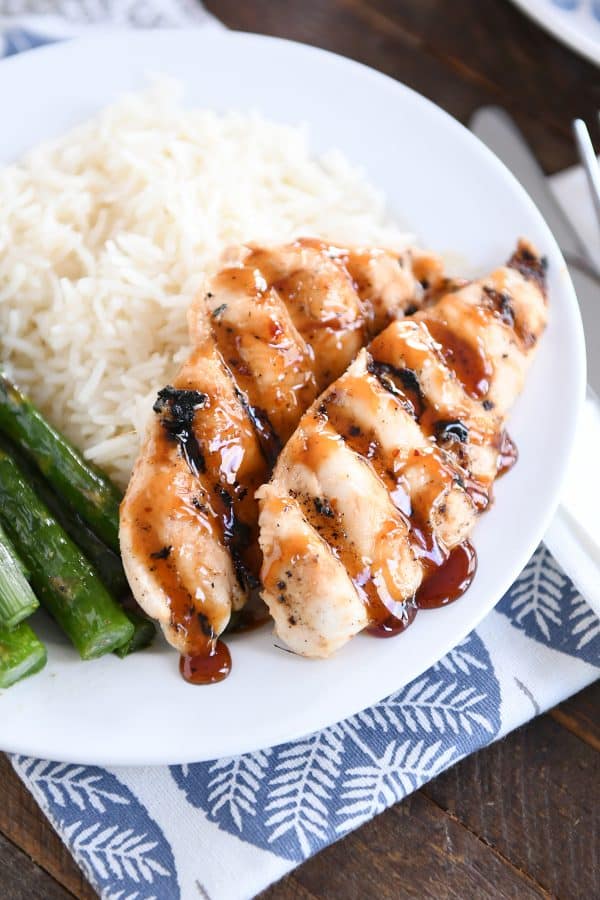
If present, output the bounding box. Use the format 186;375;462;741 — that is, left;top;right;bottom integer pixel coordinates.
258;241;548;657
120;342;268;655
190;238;444;411
260;492;368;657
122;238;444;661
190;263;318;445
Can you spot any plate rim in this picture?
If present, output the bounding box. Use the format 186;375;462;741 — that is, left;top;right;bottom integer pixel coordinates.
0;27;587;765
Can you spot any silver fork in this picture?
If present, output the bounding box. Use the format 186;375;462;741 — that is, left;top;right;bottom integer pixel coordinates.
573;118;600;240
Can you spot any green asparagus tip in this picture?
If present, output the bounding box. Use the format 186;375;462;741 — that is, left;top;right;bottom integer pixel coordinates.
0;520;39;629
0;622;47;689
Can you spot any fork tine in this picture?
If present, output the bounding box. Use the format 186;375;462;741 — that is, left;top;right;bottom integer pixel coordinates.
573;118;600;238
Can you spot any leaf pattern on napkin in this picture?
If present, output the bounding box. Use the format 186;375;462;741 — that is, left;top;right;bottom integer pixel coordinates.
12;758;180;899
497;545;600;664
0;1;208;27
171;631;500;861
334;735;454;834
262;726;345;856
205;749;273;833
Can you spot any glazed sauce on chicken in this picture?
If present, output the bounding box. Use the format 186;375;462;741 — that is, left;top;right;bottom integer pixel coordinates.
127;483;220;653
126;375;269;682
422;318;493;399
255;241;547;660
461;476;491;512
304;338;485;637
130;476;236;687
367;542;477;635
298;424;405;620
209;267;319;444
130;510;227;681
121;239;455;680
368;322;505;512
307;387;477;634
129;496;231;683
261;304;513;648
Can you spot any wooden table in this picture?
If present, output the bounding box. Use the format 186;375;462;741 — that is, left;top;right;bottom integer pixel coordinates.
1;2;599;897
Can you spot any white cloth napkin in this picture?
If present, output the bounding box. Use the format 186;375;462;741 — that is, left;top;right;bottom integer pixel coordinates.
545;168;600;617
552;162;600;258
0;0;214;33
0;6;598;900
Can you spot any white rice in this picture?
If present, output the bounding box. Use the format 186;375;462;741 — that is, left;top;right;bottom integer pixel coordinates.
0;80;409;488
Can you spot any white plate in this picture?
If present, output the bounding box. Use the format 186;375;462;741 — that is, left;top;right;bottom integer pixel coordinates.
509;0;600;66
0;29;585;766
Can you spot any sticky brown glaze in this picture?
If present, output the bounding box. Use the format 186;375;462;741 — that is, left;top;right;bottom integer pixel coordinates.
322;369;468;544
366;606;417;638
201;265;318;444
419;317;493;399
368;321;499;511
367;540;477;635
180;641;232;685
415;541;477;609
258;346;476;656
258;240;548;658
122;238;444;674
368;279;536;508
414;242;548;419
260;236;445;342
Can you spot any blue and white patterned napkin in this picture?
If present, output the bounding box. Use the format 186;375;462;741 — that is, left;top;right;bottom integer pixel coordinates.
1;5;598;900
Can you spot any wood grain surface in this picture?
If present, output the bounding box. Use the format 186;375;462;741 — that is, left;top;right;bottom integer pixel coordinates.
1;1;599;898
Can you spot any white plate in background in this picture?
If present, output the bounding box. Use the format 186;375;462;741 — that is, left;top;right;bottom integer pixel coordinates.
0;29;585;765
509;0;600;65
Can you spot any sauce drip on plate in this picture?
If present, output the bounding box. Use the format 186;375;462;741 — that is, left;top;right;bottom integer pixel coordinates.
416;540;477;609
366;541;477;636
367;605;417;638
180;640;232;685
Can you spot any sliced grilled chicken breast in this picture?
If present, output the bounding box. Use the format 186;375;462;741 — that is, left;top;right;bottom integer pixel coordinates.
119;342;266;655
258;242;548;658
120;238;443;663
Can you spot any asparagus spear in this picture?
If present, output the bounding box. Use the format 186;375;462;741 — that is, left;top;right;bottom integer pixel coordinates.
32;489;156;656
0;520;38;629
21;457;129;598
14;448;156;655
0;622;47;688
34;498;155;656
23;463;155;655
0;449;134;659
0;373;121;552
37;506;157;654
